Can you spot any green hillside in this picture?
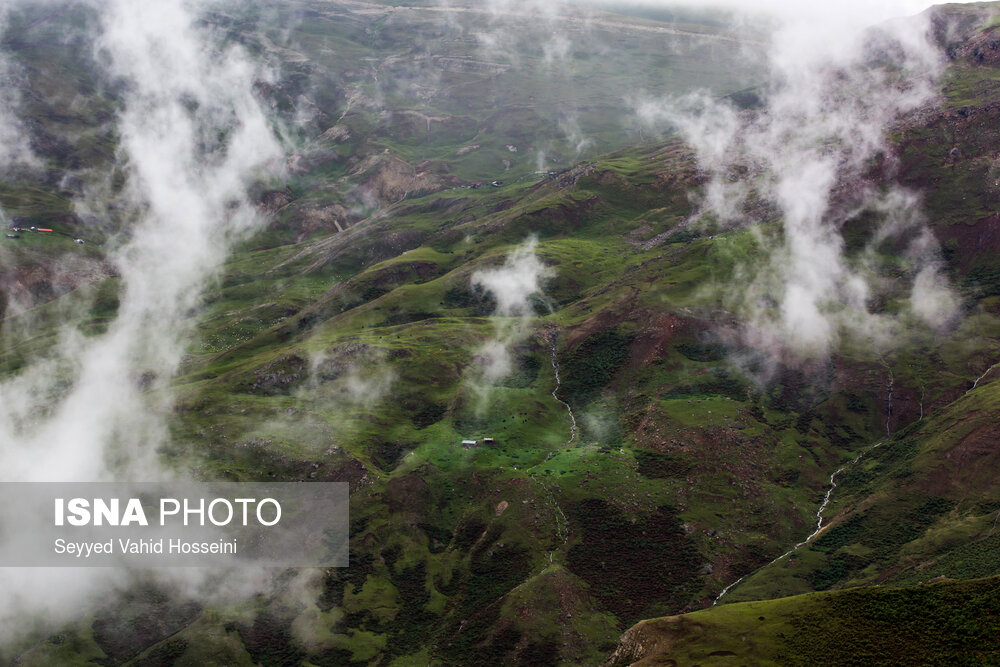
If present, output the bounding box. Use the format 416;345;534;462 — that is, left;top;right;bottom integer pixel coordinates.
4;1;1000;666
607;575;1000;666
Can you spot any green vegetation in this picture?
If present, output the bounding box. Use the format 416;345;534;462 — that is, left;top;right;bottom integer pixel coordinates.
609;576;1000;666
561;329;633;406
8;1;1000;665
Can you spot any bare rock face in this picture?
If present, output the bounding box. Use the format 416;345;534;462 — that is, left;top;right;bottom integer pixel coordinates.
293;204;352;237
603;620;656;667
0;254;116;316
603;616;694;667
257;188;293;213
352;153;444;205
319;124;351;143
953;27;1000;65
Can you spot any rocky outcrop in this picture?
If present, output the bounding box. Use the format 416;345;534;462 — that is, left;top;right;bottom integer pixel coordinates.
603;618;678;667
0;254;116;316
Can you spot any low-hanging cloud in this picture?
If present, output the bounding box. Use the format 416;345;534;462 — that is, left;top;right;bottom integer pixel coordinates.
440;0;605;163
308;344;396;412
635;1;959;363
469;236;553;396
0;0;284;640
471;0;583;67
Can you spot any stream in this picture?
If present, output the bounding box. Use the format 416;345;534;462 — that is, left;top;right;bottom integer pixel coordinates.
545;324;577;446
528;326;577;552
716;358;997;605
713;439;886;606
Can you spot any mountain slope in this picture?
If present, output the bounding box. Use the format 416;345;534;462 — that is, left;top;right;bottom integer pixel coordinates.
603;4;1000;664
606;575;1000;666
5;2;1000;666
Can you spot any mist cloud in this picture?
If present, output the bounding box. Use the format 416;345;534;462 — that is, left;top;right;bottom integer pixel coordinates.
469;236;553;394
473;0;580;67
636;3;958;361
0;0;284;639
308;344;396;412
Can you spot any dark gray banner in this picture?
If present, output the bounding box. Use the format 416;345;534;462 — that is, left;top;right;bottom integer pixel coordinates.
0;482;348;567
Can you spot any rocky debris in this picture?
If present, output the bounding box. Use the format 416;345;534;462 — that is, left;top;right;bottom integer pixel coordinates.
293;203;352;237
352;153;444;204
320;124;351;143
249;354;308;395
0;255;116;313
236;437;273;449
955;28;1000;65
312;343;372;383
257;188;293;213
603;618;671;666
